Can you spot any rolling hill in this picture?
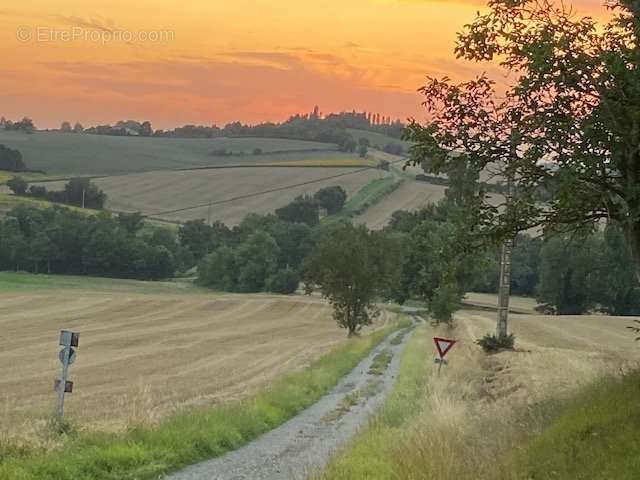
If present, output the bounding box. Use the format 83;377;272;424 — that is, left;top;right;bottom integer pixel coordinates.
0;131;341;175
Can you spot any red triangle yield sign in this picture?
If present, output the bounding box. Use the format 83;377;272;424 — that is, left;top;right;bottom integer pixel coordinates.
434;337;456;359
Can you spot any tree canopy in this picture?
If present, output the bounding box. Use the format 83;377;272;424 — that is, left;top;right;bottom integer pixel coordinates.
405;0;640;282
303;223;403;336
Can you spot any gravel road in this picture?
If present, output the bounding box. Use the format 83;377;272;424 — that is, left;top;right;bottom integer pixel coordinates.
166;321;417;480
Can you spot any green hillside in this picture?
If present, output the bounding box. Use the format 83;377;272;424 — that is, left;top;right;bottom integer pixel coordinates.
0;131;339;175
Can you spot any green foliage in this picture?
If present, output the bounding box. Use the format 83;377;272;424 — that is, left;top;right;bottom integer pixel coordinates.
0;205;177;279
334;177;399;219
20;178;107;209
537;229;640;315
592;227;640;316
198;231;279;293
266;268;300;294
406;0;640;280
358;137;370;158
179;220;232;263
117;212;145;234
275;195;320;226
391;199;485;324
314;186;347;215
3;117;35;134
0;325;399;480
510;371;640;479
6;176;27;195
477;333;515;353
304;223;403;336
0;144;26;171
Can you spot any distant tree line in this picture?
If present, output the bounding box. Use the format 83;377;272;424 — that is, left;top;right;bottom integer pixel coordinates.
8;177;107;210
386;203;640;316
0;206;186;279
75;111;406;149
0;117;36;134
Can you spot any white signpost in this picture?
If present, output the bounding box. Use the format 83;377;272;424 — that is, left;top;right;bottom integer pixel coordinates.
55;330;79;420
433;336;456;375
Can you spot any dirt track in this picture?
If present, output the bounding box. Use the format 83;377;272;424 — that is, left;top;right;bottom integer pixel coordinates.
166;323;417;480
0;290;394;436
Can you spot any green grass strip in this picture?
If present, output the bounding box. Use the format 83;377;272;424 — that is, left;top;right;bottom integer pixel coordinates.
510;370;640;480
0;321;407;480
318;326;428;480
324;176;402;224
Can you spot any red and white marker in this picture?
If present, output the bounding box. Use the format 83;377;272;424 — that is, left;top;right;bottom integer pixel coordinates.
433;337;457;373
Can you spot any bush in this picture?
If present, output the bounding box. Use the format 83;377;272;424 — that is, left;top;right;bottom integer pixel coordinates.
7;176;28;195
477;333;515;352
266;269;300;294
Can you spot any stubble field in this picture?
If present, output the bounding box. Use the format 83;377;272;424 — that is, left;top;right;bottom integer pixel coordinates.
0;278;395;439
35;167;388;224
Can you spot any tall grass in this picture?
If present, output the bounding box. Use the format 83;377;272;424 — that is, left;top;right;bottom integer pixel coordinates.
0;322;406;480
318;327;640;480
510;371;640;479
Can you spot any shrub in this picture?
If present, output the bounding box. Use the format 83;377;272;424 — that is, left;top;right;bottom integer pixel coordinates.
6;176;28;195
477;333;515;352
266;269;300;294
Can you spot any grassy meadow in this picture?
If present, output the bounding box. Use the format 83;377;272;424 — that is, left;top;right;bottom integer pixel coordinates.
0;131;339;175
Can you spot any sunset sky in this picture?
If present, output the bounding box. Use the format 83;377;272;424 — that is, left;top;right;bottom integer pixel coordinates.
0;0;608;129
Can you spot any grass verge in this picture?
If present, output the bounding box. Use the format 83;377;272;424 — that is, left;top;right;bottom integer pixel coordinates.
0;320;406;480
317;326;428;479
325;176;402;224
506;371;640;479
0;272;203;294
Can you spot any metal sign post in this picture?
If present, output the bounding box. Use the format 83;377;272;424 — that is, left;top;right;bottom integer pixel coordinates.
56;330;79;420
433;337;456;376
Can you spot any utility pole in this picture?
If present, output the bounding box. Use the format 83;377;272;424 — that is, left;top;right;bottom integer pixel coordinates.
496;233;513;338
81;188;86;209
496;131;517;338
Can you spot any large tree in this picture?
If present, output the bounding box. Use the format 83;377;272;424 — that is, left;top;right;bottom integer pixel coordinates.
406;0;640;281
304;223;402;336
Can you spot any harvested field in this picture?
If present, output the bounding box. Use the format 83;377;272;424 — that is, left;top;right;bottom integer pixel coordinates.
0;281;395;437
463;292;539;314
38;167;385;224
0;131;339;175
355;181;446;229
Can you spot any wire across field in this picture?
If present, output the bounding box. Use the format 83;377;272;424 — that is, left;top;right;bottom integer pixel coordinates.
36;167;389;224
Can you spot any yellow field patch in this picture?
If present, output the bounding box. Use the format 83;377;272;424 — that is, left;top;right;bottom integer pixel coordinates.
262;158;375;168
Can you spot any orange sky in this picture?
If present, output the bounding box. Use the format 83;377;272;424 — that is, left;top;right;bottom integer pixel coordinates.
0;0;609;129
